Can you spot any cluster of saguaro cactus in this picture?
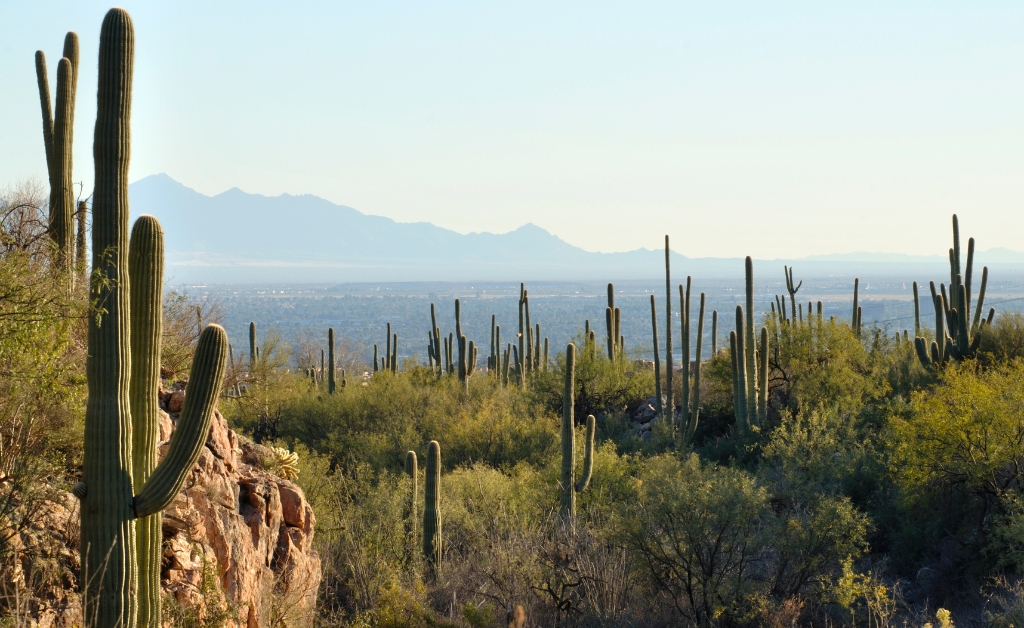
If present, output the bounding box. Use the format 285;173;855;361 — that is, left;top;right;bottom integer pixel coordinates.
559;343;595;522
36;31;80;276
74;11;230;627
730;257;768;432
914;215;995;367
374;323;399;374
678;281;706;448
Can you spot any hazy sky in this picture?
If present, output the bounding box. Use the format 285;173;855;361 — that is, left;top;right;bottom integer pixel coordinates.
3;2;1023;258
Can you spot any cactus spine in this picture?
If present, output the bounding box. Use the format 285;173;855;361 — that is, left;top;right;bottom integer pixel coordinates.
423;440;442;571
81;12;229;626
328;328;336;394
649;295;663;418
664;236;674;424
560;344;595;521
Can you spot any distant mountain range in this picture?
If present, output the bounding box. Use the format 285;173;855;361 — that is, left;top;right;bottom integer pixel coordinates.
129;174;1024;284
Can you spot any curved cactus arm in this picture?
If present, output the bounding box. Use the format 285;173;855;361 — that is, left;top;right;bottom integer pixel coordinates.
134;324;227;518
35;51;55;184
574;414;595;493
972;267;989;331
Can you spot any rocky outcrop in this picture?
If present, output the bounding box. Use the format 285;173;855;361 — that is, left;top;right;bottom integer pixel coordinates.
158;382;321;627
5;383;320;628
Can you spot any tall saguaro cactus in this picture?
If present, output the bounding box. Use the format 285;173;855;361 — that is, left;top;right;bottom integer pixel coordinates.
79;11;229;627
423;440;442;572
405;451;418;545
249;321;257;372
914;215;994;367
36;31;80;273
560;343;595;522
744;257;757;428
328;328;336;394
664;236;674;423
649;295;663;418
784;265;802;321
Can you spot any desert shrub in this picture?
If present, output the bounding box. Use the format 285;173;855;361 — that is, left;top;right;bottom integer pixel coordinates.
257;368;558;474
887;361;1024;578
978;311;1024;364
620;453;770;625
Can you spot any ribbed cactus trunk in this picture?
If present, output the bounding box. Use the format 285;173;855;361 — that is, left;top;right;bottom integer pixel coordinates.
77;200;89;277
391;333;398;373
606;283;616;361
560;344;595;522
328;328;336;394
851;278;860;335
732;306;749;433
679;279;691;439
524;293;533;374
82;11;138;624
81;14;229;626
744;257;758;429
664;237;673;422
405;451;418;547
680;293;705;447
712;310;718;356
757;326;769;426
649;295;663;418
128;216;162;628
423;441;441;573
249;321;257;372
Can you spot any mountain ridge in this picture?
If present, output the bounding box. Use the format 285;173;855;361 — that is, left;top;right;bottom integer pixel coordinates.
128;173;1024;283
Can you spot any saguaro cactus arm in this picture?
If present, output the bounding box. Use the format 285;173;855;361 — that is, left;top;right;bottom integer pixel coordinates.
134;325;228;518
423;440;442;569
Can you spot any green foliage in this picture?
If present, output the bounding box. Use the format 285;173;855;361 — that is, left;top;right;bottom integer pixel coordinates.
621;454;770;625
887;361;1024;571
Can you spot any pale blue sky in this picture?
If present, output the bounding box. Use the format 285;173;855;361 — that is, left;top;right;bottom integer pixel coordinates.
2;2;1023;258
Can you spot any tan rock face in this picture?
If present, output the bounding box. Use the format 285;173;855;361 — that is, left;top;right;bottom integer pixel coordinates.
159;391;321;628
8;387;320;628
